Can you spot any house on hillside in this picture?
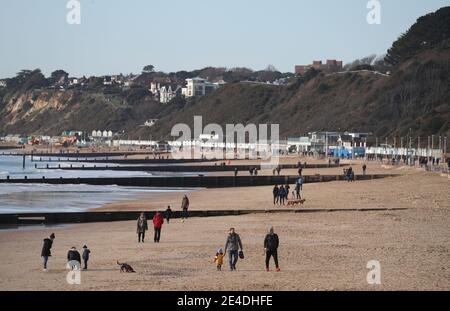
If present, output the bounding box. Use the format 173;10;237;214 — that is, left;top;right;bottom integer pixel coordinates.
149;82;182;103
295;59;343;75
181;77;219;98
0;79;6;88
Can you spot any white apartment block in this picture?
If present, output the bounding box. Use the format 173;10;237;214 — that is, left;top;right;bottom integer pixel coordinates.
181;77;219;98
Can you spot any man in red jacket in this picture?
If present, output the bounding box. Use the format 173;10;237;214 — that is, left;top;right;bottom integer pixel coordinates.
153;212;164;243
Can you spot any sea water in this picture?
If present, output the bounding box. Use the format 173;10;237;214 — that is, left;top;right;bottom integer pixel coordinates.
0;153;193;213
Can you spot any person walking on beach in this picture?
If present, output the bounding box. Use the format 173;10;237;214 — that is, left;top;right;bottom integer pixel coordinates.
295;177;303;199
136;212;148;243
285;184;290;201
82;245;90;270
214;248;225;271
67;246;81;270
153;212;164;243
272;185;279;205
165;205;172;224
279;185;286;205
234;168;238;177
181;194;190;219
224;228;243;271
41;233;55;272
362;163;367;176
264;227;280;272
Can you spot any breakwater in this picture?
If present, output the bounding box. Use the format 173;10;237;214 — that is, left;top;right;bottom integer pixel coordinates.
0;174;396;188
0;207;409;225
34;163;345;172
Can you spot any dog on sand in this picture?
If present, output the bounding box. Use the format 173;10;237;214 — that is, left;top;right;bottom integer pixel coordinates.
287;199;306;206
117;261;136;273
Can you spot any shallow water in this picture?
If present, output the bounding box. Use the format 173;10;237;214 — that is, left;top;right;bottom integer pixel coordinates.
0;152;192;213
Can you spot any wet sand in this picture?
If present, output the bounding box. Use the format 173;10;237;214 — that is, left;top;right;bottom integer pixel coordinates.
97;162;448;212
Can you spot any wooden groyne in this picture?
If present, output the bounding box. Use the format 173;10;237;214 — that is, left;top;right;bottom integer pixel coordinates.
0;174;397;188
1;151;169;158
0;208;409;225
0;145;21;150
29;157;217;164
34;163;346;172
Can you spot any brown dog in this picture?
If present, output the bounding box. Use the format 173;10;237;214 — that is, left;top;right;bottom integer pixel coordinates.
117;261;136;273
287;199;306;206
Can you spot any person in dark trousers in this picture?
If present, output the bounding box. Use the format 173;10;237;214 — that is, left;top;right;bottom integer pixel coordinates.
346;166;354;182
82;245;90;270
224;228;243;271
181;194;190;219
264;227;280;272
279;185;286;205
67;246;81;270
285;184;290;200
153;212;164;243
136;212;148;243
41;233;55;272
362;164;367;176
165;205;172;224
234;168;238;177
272;185;279;205
295;183;301;199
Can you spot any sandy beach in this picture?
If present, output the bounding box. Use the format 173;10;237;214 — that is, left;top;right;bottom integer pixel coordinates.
0;161;449;291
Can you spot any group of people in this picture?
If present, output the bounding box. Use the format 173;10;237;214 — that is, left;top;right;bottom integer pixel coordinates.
272;177;303;205
136;194;189;243
40;233;91;272
40;195;190;271
136;210;165;243
214;227;281;272
40;195;282;273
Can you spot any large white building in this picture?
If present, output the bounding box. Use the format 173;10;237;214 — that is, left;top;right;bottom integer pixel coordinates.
181;77;219;98
150;82;181;104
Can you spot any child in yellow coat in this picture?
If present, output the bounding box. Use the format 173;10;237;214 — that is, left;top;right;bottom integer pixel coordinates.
214;248;225;271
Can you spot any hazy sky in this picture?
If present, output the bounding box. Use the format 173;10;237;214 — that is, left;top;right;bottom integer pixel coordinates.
0;0;449;78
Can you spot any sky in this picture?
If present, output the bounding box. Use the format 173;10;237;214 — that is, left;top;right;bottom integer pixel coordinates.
0;0;449;78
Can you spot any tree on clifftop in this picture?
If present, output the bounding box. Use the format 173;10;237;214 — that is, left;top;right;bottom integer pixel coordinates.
142;65;155;74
